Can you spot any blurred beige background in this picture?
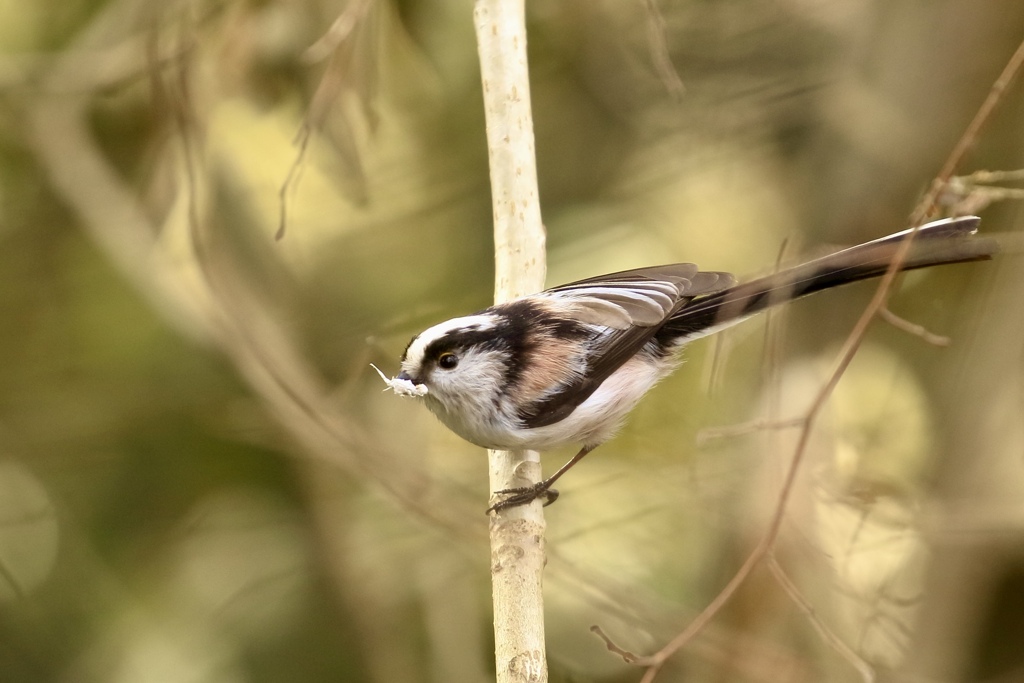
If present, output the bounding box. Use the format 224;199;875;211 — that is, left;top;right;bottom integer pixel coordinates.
1;1;1023;681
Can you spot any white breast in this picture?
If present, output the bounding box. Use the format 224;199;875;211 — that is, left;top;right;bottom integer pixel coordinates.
496;354;675;451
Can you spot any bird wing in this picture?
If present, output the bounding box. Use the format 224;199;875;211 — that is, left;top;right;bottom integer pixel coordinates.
518;265;734;428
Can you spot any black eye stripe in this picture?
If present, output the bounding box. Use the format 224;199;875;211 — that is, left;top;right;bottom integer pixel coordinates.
402;323;485;363
415;303;590;376
422;327;501;363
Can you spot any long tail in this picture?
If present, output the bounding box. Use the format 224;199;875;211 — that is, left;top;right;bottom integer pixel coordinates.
659;216;996;343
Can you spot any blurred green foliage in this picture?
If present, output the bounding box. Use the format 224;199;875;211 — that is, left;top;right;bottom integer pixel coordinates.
1;1;1023;682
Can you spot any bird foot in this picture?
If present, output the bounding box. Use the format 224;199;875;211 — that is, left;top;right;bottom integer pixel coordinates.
487;483;559;513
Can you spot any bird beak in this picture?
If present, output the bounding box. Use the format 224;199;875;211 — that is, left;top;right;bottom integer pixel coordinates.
394;371;429;397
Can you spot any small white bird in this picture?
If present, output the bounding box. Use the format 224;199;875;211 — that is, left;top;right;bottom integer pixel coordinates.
382;216;995;511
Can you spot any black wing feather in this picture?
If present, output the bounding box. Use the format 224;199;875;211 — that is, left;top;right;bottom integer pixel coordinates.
518;266;734;428
658;216;994;343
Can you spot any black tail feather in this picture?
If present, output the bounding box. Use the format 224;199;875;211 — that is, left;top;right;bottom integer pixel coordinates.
658;216;996;343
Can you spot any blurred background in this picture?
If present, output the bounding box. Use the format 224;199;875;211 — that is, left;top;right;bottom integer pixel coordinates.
1;0;1023;681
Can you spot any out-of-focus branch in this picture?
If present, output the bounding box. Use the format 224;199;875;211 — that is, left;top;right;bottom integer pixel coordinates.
473;0;548;680
26;4;213;340
278;0;376;240
642;0;685;100
0;41;174;93
940;168;1024;214
26;0;483;556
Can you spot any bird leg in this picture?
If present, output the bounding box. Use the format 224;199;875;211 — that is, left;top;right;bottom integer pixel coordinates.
487;446;595;513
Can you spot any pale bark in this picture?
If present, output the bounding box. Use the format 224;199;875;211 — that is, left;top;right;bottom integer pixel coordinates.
473;0;548;680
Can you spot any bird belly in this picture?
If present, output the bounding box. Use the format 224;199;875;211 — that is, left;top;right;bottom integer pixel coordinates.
425;354;675;452
511;354;673;451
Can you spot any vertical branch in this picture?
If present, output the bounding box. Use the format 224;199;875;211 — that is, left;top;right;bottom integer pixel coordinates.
473;0;548;681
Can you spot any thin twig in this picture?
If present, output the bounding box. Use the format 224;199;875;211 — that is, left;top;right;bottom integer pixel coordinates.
637;410;814;682
277;130;310;240
911;38;1024;226
699;239;795;446
591;625;644;664
963;168;1024;184
696;417;805;446
642;0;685;100
878;308;951;347
769;556;876;683
941;174;1024;214
636;36;1024;683
303;0;374;64
278;0;374;240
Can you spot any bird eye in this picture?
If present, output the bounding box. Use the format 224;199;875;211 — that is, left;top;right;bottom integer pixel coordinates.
437;352;459;370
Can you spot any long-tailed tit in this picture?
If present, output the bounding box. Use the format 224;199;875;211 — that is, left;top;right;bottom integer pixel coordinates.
378;216;996;512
